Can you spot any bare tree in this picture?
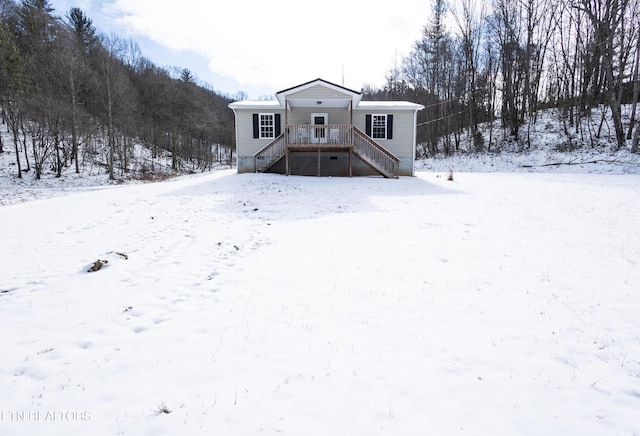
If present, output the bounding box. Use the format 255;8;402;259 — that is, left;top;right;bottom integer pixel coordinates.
576;0;631;148
63;7;97;173
627;18;640;146
402;0;457;155
0;20;27;175
95;34;135;179
451;0;486;150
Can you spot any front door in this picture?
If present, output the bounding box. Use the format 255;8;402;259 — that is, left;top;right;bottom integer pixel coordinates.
311;113;328;143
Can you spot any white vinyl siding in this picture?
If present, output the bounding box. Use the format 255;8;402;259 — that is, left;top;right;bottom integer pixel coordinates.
353;109;418;176
233;108;284;171
286;84;352;102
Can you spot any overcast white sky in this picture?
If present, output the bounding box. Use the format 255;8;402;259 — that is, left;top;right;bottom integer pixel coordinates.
48;0;429;99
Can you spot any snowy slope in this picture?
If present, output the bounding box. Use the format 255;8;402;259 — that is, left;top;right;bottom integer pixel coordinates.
1;169;639;435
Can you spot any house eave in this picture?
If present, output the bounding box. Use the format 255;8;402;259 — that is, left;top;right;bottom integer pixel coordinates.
356;101;425;111
228;80;425;113
228;101;282;110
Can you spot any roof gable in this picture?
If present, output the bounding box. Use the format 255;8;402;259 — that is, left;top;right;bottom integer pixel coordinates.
276;78;362;109
276;78;362;97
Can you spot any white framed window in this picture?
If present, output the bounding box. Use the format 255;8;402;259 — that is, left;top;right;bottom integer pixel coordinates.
372;114;387;140
259;113;275;139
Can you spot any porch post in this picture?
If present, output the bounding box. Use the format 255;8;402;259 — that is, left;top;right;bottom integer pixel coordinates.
286;149;290;176
284;99;288;148
349;147;352;177
317;148;321;177
285;99;290;176
349;101;353;146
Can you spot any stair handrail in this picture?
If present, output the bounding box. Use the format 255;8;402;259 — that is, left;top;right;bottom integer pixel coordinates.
352;127;400;178
253;133;285;172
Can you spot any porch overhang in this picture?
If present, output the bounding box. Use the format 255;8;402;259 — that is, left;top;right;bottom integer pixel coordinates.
284;98;353;110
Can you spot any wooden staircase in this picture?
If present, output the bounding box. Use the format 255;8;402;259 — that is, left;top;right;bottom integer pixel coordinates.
254;133;286;173
253;126;400;178
351;127;399;178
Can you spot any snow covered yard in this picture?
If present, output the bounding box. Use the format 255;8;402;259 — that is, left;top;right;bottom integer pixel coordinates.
1;169;639;435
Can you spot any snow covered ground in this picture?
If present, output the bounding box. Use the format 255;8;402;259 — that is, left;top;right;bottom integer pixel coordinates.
1;163;640;435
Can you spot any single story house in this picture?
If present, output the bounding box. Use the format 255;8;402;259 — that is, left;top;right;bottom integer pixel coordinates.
228;78;424;178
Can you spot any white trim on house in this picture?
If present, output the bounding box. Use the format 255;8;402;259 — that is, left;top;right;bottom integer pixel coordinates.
228;101;280;110
371;114;388;140
310;113;329;143
356;101;425;111
258;113;276;139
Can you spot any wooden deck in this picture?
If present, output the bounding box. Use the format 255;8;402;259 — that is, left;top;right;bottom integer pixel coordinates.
254;124;401;178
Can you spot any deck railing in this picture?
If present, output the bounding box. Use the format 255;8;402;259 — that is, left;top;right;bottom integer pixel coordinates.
286;124;352;146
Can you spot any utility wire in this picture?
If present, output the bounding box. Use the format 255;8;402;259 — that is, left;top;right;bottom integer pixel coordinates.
417;110;468;126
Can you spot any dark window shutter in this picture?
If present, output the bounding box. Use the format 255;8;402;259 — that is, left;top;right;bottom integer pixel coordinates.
387;114;393;139
253;114;259;138
365;114;372;136
275;114;281;137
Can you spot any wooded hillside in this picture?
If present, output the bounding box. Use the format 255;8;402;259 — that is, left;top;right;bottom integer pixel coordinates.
0;0;234;180
364;0;640;157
